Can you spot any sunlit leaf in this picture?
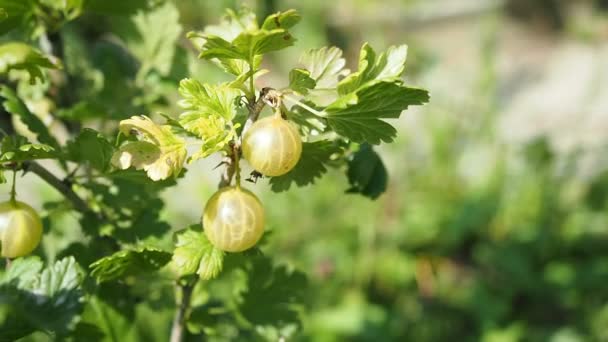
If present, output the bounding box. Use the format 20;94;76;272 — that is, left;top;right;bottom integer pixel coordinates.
337;43;408;95
171;225;224;280
325;81;429;144
89;248;172;283
270;141;341;192
112;115;187;181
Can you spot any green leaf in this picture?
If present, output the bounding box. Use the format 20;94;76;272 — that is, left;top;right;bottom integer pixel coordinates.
178;79;241;159
299;46;348;89
0;135;57;162
346;143;387;199
337;43;408;95
189;9;300;62
171;225;224;280
112;115;187;181
0;0;34;35
288;68;316;95
0;257;84;337
237;255;307;329
178;79;240;121
202;8;258;41
66;128;114;172
269;141;341;192
325;81;429;144
1;256;43;286
89;248;172;283
0;86;60;148
120;1;182;76
0;42;61;83
261;9;301;30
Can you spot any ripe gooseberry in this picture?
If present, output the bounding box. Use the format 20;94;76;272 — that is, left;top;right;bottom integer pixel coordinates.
203;186;264;252
242;115;302;177
0;200;43;258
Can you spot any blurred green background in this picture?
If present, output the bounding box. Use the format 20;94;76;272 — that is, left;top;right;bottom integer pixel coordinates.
3;0;608;340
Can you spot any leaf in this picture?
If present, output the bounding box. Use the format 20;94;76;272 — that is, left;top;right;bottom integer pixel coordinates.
171;225;224;280
0;257;84;337
325;81;429;144
288;68;316;95
0;42;61;83
202;8;258;42
0;135;57;162
1;256;43;286
178;79;240;159
0;0;34;36
0;86;60;148
299;46;349;89
178;79;240;121
66;128;114;172
337;43;408;95
89;248;172;283
189;9;300;62
120;1;182;76
237;255;307;329
261;9;301;30
346;143;387;199
269;141;341;192
112;115;187;181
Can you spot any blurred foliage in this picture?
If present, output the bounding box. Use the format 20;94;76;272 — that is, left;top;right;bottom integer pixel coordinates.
1;0;608;341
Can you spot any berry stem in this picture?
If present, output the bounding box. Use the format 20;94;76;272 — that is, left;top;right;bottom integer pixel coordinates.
9;169;17;205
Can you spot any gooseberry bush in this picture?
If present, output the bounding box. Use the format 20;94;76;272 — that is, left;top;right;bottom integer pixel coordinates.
0;2;428;341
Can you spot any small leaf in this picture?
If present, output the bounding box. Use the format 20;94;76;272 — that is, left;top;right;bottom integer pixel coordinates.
0;42;61;83
119;1;182;76
66;128;114;172
261;9;301;30
0;1;35;37
288;68;316;95
178;79;241;159
178;79;240;121
299;46;349;89
346;143;387;199
325;81;429;144
0;135;57;162
0;257;84;336
337;43;408;95
1;256;43;287
189;10;300;62
171;225;225;280
270;141;341;192
112;115;187;181
237;255;307;328
202;8;258;42
89;248;172;283
0;86;60;148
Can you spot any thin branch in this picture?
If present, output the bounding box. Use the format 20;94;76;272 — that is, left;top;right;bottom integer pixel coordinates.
170;280;196;342
239;87;279;146
24;161;95;216
169;85;281;342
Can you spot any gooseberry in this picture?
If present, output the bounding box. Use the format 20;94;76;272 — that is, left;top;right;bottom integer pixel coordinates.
242;115;302;177
0;200;43;258
202;186;265;252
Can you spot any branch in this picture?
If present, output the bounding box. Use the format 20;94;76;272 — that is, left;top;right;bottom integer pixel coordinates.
24;161;94;215
239;87;279;146
169;86;282;342
170;280;196;342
